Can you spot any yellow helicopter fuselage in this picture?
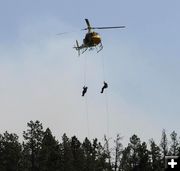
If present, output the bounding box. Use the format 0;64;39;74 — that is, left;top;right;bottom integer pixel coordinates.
83;32;101;47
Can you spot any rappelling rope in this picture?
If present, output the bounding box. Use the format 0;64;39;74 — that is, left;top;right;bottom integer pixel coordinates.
105;91;109;138
83;55;90;138
84;54;87;85
101;52;105;81
85;95;90;138
101;54;110;138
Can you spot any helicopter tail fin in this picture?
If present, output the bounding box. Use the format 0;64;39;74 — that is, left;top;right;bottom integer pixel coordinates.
73;40;81;56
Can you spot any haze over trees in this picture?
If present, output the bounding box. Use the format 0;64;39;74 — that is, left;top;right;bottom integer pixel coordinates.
0;120;179;171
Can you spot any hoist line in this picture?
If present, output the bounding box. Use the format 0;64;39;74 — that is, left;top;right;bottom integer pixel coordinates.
101;52;105;81
85;95;90;138
83;55;90;138
101;53;110;138
105;91;110;138
84;54;87;85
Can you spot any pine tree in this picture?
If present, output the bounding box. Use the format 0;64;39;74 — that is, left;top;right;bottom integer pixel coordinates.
104;136;112;171
39;128;61;171
61;133;74;171
82;137;93;171
0;132;22;171
95;140;110;171
137;142;151;170
149;139;162;171
169;131;179;156
23;120;44;171
92;138;99;170
113;134;123;171
70;136;85;171
160;129;168;167
120;135;142;171
128;134;141;169
119;146;131;171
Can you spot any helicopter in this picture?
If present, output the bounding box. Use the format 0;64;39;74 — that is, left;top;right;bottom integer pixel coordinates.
74;19;125;55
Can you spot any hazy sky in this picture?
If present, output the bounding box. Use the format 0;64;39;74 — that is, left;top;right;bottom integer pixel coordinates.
0;0;180;145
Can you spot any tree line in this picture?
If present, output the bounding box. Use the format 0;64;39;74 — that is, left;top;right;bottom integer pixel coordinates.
0;120;179;171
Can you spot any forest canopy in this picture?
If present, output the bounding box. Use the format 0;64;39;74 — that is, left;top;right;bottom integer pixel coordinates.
0;120;179;171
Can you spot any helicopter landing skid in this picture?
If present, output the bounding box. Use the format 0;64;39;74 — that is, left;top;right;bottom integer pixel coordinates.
82;47;88;54
78;43;103;55
96;42;103;53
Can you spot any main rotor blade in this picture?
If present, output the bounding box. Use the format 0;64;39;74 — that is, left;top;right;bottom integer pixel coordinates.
56;29;83;35
56;32;71;35
85;19;91;28
91;26;125;30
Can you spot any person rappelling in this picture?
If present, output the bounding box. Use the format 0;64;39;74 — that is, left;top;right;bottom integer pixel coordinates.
82;86;88;96
101;81;108;93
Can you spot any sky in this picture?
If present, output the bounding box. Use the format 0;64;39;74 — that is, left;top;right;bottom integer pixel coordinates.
0;0;180;145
